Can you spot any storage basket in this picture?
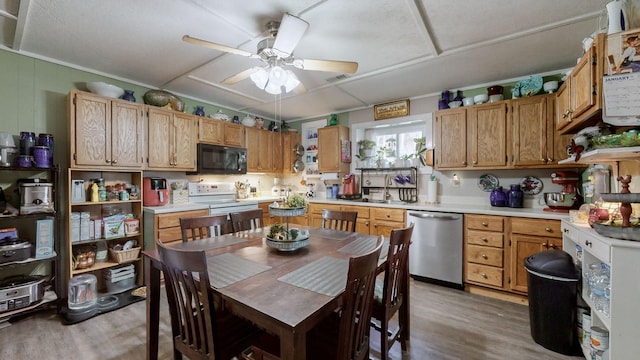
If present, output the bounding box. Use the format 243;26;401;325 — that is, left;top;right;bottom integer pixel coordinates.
109;247;141;264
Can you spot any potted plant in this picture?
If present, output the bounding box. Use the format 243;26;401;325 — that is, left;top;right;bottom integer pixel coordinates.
413;137;427;166
357;139;376;159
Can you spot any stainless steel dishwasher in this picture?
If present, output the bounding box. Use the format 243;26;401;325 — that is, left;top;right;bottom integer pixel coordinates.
406;210;463;287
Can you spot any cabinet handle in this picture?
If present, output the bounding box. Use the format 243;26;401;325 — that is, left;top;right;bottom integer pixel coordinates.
542;242;548;247
472;160;478;165
547;157;553;162
481;273;488;279
482;237;488;242
585;240;592;247
562;110;573;119
386;214;390;218
462;161;467;165
481;254;488;259
105;159;111;164
373;224;377;228
549;244;557;249
481;222;488;227
112;159;118;164
545;227;552;233
364;221;369;226
564;228;569;233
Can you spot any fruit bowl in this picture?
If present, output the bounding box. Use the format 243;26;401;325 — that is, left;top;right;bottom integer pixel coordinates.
86;82;124;98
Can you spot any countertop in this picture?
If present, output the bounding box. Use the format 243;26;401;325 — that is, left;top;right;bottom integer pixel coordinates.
144;197;569;220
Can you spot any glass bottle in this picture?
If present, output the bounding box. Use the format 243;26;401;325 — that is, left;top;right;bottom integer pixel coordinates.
37;133;54;165
20;131;36;156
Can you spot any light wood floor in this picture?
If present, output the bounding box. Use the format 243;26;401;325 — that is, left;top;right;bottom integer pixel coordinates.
0;279;584;360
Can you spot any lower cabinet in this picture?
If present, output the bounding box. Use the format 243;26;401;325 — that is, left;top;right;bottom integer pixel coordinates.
148;209;209;247
307;203;403;237
464;214;562;298
370;207;405;238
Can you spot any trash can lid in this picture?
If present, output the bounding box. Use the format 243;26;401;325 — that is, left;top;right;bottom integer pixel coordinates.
524;249;579;280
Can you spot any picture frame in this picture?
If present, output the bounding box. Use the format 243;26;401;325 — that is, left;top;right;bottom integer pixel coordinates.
374;99;410;120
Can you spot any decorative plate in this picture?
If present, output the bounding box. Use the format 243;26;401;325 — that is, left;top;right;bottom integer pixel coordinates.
516;75;543;97
478;174;499;192
520;176;543;195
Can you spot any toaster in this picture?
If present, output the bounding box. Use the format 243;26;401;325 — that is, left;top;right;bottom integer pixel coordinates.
143;177;169;206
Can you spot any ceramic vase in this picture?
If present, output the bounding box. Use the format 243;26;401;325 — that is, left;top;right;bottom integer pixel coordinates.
194;106;205;116
121;90;136;102
454;90;464;102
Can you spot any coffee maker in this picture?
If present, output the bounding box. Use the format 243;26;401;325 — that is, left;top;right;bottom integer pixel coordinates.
343;173;358;196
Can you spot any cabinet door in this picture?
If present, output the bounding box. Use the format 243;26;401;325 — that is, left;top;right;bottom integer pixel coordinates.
172;113;196;170
570;45;597;120
111;100;144;168
272;132;283;172
245;127;260;172
72;92;111;167
317;127;341;172
512;96;548;167
258;130;272;171
509;234;551;293
434;108;467;169
199;117;223;144
224;123;245;147
468;103;509;168
555;81;572;131
147;107;173;168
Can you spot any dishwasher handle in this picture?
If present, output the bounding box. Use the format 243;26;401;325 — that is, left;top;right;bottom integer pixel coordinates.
408;211;460;221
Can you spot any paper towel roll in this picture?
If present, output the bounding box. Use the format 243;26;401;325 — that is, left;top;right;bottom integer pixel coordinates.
427;181;438;204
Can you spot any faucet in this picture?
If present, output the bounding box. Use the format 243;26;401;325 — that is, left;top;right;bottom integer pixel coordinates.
383;174;392;202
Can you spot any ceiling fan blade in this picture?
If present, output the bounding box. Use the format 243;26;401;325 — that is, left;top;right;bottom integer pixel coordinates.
293;82;307;95
272;13;309;57
294;58;359;74
221;67;260;85
183;35;258;58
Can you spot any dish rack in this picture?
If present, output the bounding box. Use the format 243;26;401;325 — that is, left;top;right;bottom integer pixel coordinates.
357;167;418;203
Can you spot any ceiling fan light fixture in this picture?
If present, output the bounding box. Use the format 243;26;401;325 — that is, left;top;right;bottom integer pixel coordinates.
284;70;300;92
250;68;269;89
264;81;282;95
268;65;287;86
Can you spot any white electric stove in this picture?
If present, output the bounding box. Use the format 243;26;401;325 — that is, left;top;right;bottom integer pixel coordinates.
188;182;258;216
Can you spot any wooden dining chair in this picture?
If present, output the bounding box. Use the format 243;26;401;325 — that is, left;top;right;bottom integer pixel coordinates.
156;242;261;360
370;224;414;359
306;237;384;360
229;209;263;232
180;214;228;242
322;209;358;232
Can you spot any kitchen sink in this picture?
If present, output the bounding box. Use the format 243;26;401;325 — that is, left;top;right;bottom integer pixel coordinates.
361;199;409;205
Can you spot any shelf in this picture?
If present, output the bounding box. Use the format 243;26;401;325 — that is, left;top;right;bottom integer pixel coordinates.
71;258;140;275
0;252;57;268
70;199;142;206
71;233;140;245
558;146;640;164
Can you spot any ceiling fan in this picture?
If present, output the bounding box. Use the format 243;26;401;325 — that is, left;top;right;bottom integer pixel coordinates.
183;13;358;94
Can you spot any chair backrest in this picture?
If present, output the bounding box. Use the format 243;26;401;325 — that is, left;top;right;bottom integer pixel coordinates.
381;224;414;309
157;242;217;360
322;209;358;232
337;237;383;360
180;214;228;242
229;208;264;232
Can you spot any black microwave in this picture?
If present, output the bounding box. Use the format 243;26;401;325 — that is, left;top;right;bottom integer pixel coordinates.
190;144;247;175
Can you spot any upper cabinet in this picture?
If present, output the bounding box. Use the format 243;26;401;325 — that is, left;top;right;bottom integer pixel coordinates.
435;94;579;170
147;107;197;171
556;33;606;134
69;90;145;169
317;125;350;173
245;127;278;172
197;117;245;148
282;132;302;174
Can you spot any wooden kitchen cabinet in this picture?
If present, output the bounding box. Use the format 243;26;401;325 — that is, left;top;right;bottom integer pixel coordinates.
370;207;405;238
434;108;467;169
467;102;509;168
147;107;197;171
69;90;145;169
272;133;283;172
509;217;562;294
223;122;246;147
317;125;350;173
197;117;245;147
308;203;341;228
464;214;505;290
245;128;273;172
340;205;371;235
282;132;302;174
556;33;606;134
150;209;209;247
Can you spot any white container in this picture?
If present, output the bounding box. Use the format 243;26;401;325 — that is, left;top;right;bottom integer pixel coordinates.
71;212;80;242
80;212;91;241
590;326;609;350
582;313;591;344
68;274;97;310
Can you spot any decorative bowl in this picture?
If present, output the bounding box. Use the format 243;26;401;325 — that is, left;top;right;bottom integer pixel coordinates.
143;90;185;112
543;81;559;93
473;94;488;104
487;85;503;95
462;97;474;106
489;94;504;103
544;192;577;208
86;82;124;98
448;101;462;108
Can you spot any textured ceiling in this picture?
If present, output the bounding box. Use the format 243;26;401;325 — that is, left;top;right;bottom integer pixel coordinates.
0;0;610;121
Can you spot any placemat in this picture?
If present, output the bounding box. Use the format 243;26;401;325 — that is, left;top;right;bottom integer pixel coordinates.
338;236;389;265
308;228;355;241
207;253;272;288
278;256;348;296
176;234;247;251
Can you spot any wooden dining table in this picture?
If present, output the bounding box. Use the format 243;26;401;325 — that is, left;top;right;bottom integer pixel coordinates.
143;226;386;360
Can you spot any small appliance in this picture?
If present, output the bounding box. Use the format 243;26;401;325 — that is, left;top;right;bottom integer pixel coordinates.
0;275;45;313
544;171;582;212
19;178;54;214
343;173;357;195
0;232;32;264
143;177;169;206
190;144;247;175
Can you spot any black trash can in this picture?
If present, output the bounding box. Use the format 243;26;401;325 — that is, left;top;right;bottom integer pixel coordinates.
525;249;581;356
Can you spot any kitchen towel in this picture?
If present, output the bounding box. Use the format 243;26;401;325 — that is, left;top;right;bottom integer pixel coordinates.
278;256;348;296
206;253;271;288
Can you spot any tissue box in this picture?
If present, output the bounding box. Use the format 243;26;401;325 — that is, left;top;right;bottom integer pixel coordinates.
171;189;189;204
